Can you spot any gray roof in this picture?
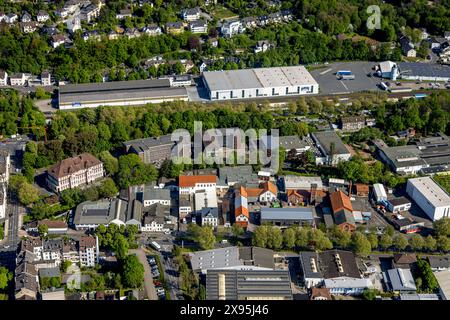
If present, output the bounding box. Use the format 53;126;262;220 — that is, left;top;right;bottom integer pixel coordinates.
399;62;450;79
59;79;170;94
189;246;274;272
334;208;356;226
260;207;314;221
59;86;188;106
74;199;126;226
400;293;439;300
299;251;322;278
39;267;61;279
279;135;309;150
385;268;417;291
318;250;361;279
203;66;318;92
199;207;219;219
143;187;171;201
206;269;292;300
123;134;174;152
312;131;350;156
427;256;450;269
388;196;411;207
218;165;258;186
143;203;170;225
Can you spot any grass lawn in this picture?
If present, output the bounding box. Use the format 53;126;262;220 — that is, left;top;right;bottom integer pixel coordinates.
212;5;238;20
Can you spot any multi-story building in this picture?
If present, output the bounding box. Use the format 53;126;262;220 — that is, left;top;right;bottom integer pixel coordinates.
46;153;104;192
189;19;207;33
79;235;99;267
41;71;51;86
311;131;351;166
123;135;177;166
178;175;217;195
220;20;244;37
406;177;450;221
0;70;8;86
36;10;50;22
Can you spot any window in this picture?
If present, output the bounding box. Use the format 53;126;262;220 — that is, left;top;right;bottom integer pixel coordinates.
242;90;245;98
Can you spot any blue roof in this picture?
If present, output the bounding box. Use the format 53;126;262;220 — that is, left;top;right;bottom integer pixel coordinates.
261;207;314;221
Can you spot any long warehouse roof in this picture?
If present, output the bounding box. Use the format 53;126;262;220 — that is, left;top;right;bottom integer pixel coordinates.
203;66;318;91
59;79;171;94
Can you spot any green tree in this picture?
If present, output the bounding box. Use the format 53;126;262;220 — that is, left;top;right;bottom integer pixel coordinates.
98;178;118;198
0;267;13;290
38;224;48;238
437;236;450;252
393;234;408;251
423;235;437;252
352;232;372;257
367;233;379;249
362;288;378;300
384;225;395;237
252;225;269;248
99;151;119;176
295;227;309;248
409;234;425;251
379;234;392;250
187;224;216;250
18;182;40;205
434;217;450;237
231;224;244;239
283;228;296;249
114;235;130;261
267;227;283;250
117;154;157;189
121;254;145;289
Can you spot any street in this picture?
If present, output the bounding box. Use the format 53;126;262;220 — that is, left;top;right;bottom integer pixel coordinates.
159;251;184;300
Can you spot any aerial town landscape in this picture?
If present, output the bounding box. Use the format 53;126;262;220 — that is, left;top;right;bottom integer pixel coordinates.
0;0;450;306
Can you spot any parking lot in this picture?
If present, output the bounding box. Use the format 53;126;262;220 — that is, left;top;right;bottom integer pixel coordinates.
310;61;382;95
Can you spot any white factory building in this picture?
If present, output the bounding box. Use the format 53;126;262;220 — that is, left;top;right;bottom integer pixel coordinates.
406;176;450;221
202;66;319;101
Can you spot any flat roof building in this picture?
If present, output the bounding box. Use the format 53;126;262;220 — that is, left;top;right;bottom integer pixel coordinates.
406;177;450;221
58;79;188;109
206;269;292;300
73;199;126;230
202;66;319;101
434;270;450;300
260;207;315;227
311;131;351;165
398;62;450;82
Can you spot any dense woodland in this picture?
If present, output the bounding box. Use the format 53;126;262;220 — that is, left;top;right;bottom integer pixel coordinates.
0;0;448;82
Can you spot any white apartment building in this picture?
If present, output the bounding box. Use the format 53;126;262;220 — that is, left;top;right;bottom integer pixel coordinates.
406;177;450;221
46;153;104;192
0;70;7;86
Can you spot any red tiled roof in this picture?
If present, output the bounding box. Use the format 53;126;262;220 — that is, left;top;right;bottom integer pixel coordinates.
330;190;353;213
178;175;217;187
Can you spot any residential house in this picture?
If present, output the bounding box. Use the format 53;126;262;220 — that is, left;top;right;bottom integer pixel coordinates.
142;24;162;36
55;9;69;19
5;13;18;24
0;70;7;86
15;258;39;300
340;116;366;132
46;153;104;192
51;34;67;49
197;207;219;227
67;16;81;34
81;4;102;23
268;12;282;24
399;35;416;57
392;253;417;269
116;8;132;20
165;21;184;35
189;19;207;34
241;16;258;29
0;12;5;23
125;27;141;38
221;20;244;38
21;11;32;22
330;190;356;232
36;10;50;23
181;7;201;21
179;194;193;221
41;71;51;86
20;21;38;33
286;190;305;206
254;40;272;53
9;73;27;86
427;256;450;272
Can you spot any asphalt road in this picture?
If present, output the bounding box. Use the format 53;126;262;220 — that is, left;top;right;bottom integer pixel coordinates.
129;248;158;300
159;251;183;300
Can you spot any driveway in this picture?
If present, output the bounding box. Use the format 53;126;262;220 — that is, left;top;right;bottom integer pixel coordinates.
129;248;158;300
